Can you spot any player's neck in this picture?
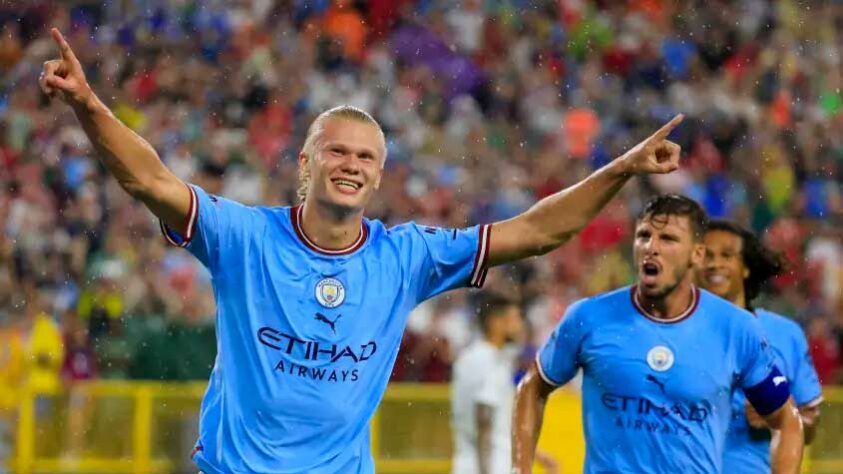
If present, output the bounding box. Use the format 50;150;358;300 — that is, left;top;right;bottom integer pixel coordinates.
485;333;506;349
300;201;364;250
730;290;747;310
637;280;696;321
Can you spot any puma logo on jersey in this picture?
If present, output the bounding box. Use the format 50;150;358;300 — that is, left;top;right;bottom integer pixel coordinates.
315;312;342;333
646;374;666;394
773;375;787;386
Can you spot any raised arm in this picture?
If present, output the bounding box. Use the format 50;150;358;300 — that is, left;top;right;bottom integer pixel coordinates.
39;28;190;233
488;115;683;267
512;363;555;474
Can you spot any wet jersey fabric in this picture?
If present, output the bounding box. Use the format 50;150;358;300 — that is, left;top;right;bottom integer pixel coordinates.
721;308;822;473
538;286;783;474
162;184;491;473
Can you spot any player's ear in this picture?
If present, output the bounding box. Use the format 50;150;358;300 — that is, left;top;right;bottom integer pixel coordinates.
691;242;706;267
373;162;384;190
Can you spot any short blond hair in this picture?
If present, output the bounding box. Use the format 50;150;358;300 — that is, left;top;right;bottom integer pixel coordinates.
298;106;386;202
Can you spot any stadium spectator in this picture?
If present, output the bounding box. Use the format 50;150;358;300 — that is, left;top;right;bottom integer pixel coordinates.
61;311;96;382
808;317;842;385
60;311;95;459
21;292;64;396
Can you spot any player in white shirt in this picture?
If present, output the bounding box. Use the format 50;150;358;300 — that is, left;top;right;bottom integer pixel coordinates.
451;292;524;474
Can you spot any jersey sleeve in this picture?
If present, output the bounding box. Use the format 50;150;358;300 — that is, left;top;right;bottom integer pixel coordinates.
159;184;263;272
403;223;492;302
737;316;789;416
736;315;777;388
789;326;823;408
536;301;586;387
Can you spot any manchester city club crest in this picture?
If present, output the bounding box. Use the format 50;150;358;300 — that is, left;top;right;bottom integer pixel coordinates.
646;345;675;372
315;277;346;308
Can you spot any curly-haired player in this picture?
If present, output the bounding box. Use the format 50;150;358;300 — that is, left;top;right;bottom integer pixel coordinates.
700;220;822;474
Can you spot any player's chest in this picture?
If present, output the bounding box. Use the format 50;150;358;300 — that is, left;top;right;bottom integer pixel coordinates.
581;320;734;402
225;252;409;341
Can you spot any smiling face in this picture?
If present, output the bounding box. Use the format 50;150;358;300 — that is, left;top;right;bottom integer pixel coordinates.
299;116;386;213
633;214;705;299
700;229;748;305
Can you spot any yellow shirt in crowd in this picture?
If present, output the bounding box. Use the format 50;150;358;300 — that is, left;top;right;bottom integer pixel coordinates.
0;326;24;410
23;313;64;395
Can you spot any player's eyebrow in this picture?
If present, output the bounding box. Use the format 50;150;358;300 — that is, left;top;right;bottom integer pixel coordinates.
660;232;681;241
325;141;378;159
357;146;379;158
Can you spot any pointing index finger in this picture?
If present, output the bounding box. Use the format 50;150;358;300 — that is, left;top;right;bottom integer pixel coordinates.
648;114;684;143
50;28;78;64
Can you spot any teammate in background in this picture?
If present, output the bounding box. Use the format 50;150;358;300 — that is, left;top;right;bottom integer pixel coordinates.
41;27;683;474
513;195;804;474
699;220;822;473
451;292;524;474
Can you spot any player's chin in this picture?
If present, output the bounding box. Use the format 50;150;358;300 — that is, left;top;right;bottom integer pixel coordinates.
702;283;729;299
638;279;669;299
325;187;370;211
699;275;726;296
638;283;659;297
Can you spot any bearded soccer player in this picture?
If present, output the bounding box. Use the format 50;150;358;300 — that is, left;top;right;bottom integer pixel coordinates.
513;196;804;474
699;220;822;474
42;28;683;473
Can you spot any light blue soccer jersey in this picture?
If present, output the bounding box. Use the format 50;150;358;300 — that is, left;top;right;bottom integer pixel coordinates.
161;184;491;474
537;286;781;474
722;308;823;473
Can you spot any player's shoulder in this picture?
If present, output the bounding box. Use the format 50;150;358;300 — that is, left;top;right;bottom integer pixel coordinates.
698;289;754;320
756;308;804;338
251;204;293;228
191;188;277;235
461;340;495;359
566;286;632;319
252;203;291;216
386;221;452;238
381;219;420;237
379;221;468;250
195;186;279;224
580;286;632;309
454;341;496;370
696;290;764;338
697;288;740;311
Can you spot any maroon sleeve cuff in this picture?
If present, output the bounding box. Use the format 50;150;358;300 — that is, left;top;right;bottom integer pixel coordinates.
469;224;491;288
159;185;198;248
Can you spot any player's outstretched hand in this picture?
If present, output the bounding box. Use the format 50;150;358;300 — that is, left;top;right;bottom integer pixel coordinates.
39;28;93;108
617;114;684;175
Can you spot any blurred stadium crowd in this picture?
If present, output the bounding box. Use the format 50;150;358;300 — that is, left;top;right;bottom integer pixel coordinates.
0;0;842;401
